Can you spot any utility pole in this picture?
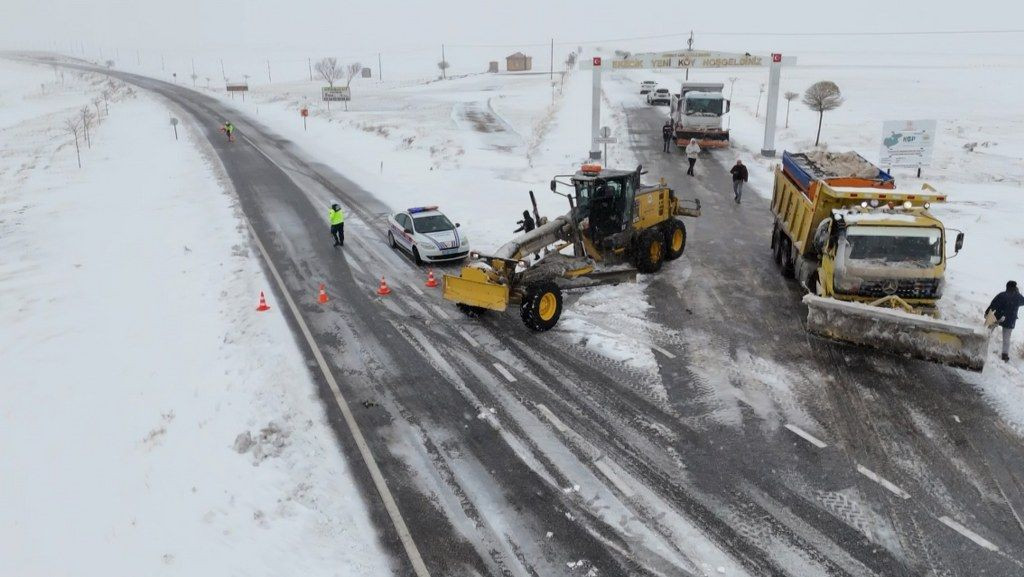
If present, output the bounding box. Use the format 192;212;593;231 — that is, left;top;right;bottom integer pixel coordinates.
441;44;447;79
378;53;383;82
308;58;313;82
161;55;165;71
220;58;226;81
685;30;694;81
550;38;554;80
267;60;272;83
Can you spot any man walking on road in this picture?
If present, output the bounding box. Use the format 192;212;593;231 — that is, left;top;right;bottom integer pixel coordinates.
661;122;673;153
220;121;235;142
329;203;345;247
730;159;749;204
986;280;1024;362
685;138;701;176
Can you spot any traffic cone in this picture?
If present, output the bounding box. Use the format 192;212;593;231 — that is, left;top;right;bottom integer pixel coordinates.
256;291;270;311
376;276;392;296
425;269;438;288
318;283;329;304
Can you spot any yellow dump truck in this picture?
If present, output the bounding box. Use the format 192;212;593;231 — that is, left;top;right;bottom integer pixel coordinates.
771;151;988;371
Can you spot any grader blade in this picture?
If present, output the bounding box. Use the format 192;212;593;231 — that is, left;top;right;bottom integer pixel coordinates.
803;295;990;372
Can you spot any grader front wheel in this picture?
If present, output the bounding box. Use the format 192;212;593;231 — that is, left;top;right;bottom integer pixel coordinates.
663;219;687;261
634;228;666;273
520;281;563;331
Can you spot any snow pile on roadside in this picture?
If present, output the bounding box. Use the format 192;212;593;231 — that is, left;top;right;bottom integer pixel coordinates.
0;60;392;576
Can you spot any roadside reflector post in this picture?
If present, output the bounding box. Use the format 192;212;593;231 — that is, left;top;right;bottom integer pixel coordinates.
300;107;308;131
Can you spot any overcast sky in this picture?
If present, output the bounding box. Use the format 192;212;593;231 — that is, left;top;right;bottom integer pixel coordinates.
4;0;1022;57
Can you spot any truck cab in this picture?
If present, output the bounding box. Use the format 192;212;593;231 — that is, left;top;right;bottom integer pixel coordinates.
810;201;961;311
671;82;731;148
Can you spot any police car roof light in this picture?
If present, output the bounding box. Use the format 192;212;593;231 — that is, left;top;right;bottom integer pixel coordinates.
408;206;438;214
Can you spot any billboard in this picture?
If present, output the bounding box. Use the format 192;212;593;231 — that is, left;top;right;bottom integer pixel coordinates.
581;51;796;70
322;86;351;102
225;83;249;92
880;120;937;168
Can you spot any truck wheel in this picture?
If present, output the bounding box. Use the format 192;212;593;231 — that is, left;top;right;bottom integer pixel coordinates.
663;219;687;261
780;238;795;279
520;281;562;331
634;229;665;273
773;231;784;266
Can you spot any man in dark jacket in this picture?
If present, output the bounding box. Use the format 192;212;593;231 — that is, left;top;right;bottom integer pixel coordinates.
661;122;673;153
514;210;536;234
986;280;1024;361
730;159;749;204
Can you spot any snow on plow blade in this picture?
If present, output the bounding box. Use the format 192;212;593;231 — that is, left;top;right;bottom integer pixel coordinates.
803;295;989;372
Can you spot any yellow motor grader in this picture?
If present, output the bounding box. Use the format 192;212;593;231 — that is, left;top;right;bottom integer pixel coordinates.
442;164;700;331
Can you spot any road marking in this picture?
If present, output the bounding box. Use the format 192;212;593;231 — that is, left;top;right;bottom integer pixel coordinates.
938;516;1000;552
536;403;569;433
410;284;425;297
784;424;828;449
431;304;449;319
458;329;480;348
493;363;517;383
244;222;431;577
651;344;676;359
346;257;366;276
856;464;911;500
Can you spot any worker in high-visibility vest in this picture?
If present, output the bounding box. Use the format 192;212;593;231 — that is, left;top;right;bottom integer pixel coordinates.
329;203;345;247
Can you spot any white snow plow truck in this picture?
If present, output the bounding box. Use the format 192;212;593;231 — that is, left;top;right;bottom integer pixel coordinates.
670;82;730;148
771;150;989;371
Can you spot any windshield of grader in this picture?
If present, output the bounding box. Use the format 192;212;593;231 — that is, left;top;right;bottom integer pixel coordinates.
843;225;942;268
573;177;635;220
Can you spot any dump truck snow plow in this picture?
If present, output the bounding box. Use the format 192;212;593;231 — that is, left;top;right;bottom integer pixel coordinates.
804;295;989;371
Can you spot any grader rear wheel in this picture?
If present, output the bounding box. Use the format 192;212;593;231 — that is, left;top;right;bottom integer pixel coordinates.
634;228;666;273
663;219;687;261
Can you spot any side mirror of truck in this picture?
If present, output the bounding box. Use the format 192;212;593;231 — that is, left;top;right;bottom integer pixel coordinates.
955;231;964;253
550;180;557;192
725;99;731;113
456;222;461;228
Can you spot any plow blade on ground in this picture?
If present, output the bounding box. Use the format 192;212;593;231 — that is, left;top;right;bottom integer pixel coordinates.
803;295;990;372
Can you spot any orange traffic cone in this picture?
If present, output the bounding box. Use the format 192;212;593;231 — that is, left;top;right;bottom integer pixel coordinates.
256;291;270;311
377;276;392;296
425;269;438;288
318;283;329;304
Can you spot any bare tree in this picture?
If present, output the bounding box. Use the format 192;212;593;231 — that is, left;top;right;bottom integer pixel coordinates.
437;60;450;78
802;81;844;146
81;107;94;148
64;118;82;168
345;62;362;87
101;90;111;114
315;57;342;87
783;91;798;128
93;97;103;121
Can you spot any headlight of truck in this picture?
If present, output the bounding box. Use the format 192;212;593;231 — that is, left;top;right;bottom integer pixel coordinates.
835;274;863;293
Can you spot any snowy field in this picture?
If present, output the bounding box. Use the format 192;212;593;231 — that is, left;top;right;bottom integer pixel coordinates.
0;60;393;576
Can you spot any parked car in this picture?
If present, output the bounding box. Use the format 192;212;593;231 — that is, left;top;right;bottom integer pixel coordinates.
640;80;657;94
646;87;671;105
387;206;470;264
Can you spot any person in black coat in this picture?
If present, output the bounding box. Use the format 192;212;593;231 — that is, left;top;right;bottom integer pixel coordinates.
661;122;673;153
514;210;536;234
730;160;749;204
986;280;1024;361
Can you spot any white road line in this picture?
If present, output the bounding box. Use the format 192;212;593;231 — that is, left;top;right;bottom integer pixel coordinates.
244;222;431;577
493;363;517;383
459;329;480;348
651;344;676;359
431;304;450;319
938;516;1000;552
856;464;911;500
784;424;828;449
346;257;366;276
409;284;425;297
536;403;569;433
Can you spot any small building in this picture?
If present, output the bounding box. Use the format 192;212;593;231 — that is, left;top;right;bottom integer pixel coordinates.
361;67;372;78
505;52;532;72
488;61;499;73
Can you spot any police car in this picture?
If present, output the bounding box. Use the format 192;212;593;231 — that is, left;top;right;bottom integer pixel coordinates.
387;206;470;264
